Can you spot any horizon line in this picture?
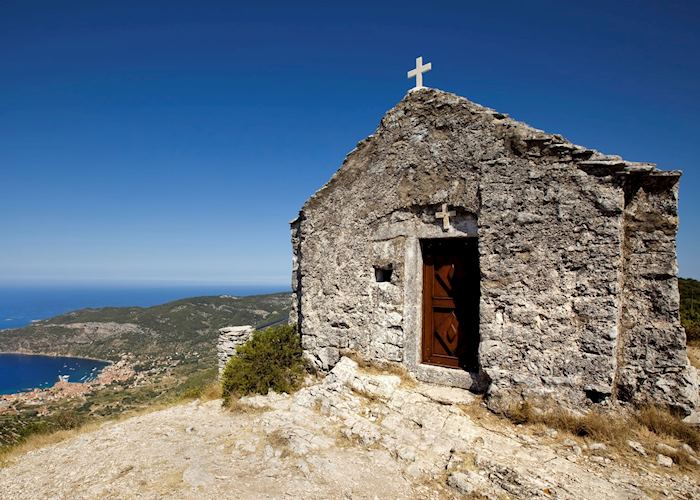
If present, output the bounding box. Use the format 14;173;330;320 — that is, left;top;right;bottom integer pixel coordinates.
0;279;291;288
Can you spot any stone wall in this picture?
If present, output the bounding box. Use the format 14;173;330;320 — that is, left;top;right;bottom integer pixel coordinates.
615;174;698;413
217;326;254;374
291;88;697;413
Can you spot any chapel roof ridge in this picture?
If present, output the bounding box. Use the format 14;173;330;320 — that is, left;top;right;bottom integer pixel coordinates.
293;87;679;221
397;87;675;177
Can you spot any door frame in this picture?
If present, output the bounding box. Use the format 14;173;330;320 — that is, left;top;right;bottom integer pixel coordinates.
420;237;479;370
400;223;482;390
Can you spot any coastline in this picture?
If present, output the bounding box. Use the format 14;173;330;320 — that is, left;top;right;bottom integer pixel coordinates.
0;352;114;396
0;350;113;364
0;355;134;402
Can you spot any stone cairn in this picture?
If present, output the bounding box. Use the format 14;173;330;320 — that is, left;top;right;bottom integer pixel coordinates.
218;325;255;374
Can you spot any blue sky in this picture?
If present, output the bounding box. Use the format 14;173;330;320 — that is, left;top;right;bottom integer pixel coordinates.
1;1;698;285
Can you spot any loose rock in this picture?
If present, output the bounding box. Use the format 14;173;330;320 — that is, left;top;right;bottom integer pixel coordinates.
627;440;647;456
447;471;487;496
656;443;677;456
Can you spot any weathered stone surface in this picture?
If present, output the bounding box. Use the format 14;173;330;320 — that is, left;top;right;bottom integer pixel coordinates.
589;442;607;452
684;411;700;426
627;440;647;456
291;87;697;414
679;443;695;455
447;471;488;496
415;383;476;406
656;443;677;456
615;175;699;414
657;454;674;467
217;325;254;373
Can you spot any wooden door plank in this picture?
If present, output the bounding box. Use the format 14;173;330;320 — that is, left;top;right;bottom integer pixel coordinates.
421;238;480;371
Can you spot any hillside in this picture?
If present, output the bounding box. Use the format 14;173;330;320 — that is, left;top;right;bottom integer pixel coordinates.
0;292;291;448
0;292;291;369
680;278;700;343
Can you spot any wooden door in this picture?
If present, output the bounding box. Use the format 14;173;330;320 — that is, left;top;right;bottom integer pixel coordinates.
421;238;480;371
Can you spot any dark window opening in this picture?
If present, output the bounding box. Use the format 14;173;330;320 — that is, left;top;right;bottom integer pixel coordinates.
585;389;609;404
374;265;393;283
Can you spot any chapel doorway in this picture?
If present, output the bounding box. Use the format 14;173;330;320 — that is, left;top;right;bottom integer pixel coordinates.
421;238;480;371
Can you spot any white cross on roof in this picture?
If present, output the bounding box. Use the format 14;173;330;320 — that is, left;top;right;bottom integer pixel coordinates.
407;56;432;90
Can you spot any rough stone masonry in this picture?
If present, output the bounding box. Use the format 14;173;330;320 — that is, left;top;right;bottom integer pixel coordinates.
290;87;698;415
218;326;254;374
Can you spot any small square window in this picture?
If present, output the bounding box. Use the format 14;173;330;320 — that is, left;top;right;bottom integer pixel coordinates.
374;265;393;283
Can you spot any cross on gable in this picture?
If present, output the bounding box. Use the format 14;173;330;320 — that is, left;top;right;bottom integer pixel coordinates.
435;203;456;231
407;56;432;90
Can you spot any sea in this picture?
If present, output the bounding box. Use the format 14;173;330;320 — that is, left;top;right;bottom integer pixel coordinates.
0;283;288;395
0;353;110;395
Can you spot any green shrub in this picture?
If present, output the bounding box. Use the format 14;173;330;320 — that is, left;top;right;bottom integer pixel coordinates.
221;324;306;403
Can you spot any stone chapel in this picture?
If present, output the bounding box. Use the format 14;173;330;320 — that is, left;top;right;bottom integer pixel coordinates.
289;80;698;414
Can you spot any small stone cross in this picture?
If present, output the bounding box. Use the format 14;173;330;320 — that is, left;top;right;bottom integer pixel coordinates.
435;203;456;231
407;56;432;90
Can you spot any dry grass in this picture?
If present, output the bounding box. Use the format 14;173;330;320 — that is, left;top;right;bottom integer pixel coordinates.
333;427;380;450
350;386;381;404
462;493;490;500
504;402;631;446
687;342;700;370
502;401;700;470
342;350;417;388
458;399;508;429
227;398;269;415
267;429;290;448
266;429;292;457
152;468;187;494
635;406;700;451
198;381;223;401
662;448;697;468
334;428;357;448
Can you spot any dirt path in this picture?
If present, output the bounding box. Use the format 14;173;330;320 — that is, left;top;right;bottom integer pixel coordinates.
1;357;698;499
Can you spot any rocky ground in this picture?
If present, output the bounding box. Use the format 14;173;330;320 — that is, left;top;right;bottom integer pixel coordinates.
1;357;698;499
